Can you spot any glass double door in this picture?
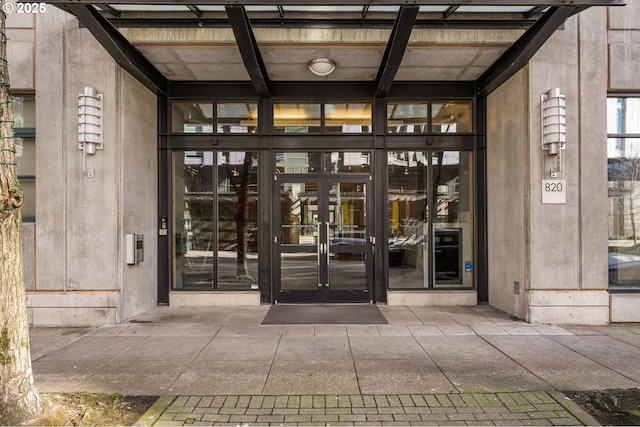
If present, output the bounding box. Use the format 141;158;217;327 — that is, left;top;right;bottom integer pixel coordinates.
274;176;373;303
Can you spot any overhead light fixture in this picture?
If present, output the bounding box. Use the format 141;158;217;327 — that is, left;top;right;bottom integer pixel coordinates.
308;58;336;77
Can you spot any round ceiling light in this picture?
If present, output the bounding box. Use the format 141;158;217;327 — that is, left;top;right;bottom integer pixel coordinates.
308;58;336;77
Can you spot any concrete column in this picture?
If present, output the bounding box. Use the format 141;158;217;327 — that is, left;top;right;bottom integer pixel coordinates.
31;9;158;326
486;70;529;320
526;9;609;325
487;10;610;325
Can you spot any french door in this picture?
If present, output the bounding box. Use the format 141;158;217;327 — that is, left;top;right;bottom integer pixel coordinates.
274;175;373;303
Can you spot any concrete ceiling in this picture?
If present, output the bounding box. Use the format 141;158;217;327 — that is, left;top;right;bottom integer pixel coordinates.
122;26;521;82
58;2;625;97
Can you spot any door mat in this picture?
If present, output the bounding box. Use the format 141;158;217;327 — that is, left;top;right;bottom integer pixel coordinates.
261;304;388;325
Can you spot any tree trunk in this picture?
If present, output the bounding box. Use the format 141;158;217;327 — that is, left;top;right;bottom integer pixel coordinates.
0;4;42;423
234;152;252;277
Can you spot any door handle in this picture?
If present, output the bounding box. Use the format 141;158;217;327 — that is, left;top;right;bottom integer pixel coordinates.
325;222;330;288
325;222;330;267
316;223;322;287
316;223;321;266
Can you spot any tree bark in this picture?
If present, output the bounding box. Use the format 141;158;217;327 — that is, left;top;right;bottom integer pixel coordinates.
0;4;42;423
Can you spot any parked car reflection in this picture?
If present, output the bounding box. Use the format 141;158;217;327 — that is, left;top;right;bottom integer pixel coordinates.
330;230;366;246
608;243;640;287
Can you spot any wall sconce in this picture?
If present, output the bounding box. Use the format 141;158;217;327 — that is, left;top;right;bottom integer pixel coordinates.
541;87;566;155
78;87;103;177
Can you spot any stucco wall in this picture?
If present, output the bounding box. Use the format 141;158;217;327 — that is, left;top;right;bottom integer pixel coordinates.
26;8;158;326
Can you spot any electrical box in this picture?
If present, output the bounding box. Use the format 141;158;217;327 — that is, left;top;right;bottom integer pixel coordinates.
126;234;144;265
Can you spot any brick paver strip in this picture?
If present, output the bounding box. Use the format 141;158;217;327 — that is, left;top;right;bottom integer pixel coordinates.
135;391;592;426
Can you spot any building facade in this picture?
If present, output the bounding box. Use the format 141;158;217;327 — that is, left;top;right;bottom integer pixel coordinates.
7;0;638;326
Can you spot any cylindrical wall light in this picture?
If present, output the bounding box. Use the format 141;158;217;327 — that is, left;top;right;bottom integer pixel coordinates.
78;86;103;155
78;87;103;177
541;87;566;155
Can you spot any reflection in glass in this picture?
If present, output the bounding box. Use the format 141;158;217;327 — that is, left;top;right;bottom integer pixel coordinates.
173;151;215;289
217;103;258;134
12;95;36;128
607;97;640;289
387;151;429;288
432;151;473;288
218;152;259;289
607;97;640;134
173;151;258;290
275;152;322;174
325;152;371;173
172;101;214;133
431;101;472;133
14;94;36;222
387;102;428;134
279;182;319;290
17;137;36;221
387;150;473;289
325;102;372;133
328;182;367;290
274;102;321;134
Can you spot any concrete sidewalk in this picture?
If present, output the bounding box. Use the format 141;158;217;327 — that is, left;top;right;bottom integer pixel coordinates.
29;305;640;426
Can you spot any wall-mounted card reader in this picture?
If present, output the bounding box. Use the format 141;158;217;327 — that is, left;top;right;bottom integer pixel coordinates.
126;233;144;265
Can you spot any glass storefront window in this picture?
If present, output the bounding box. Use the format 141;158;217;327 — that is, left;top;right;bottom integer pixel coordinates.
388;151;429;288
217;102;258;134
325;152;371;173
217;151;259;289
14;94;36;222
275;152;322;174
172;101;214;133
17;137;35;221
173;151;258;290
325;102;372;133
387;102;428;134
432;151;473;288
13;95;35;129
608;96;640;290
387;150;473;289
431;100;472;133
274;102;321;134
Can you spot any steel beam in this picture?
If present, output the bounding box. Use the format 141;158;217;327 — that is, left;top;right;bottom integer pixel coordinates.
96;4;121;17
225;5;271;98
107;17;535;30
187;5;203;18
45;0;626;6
65;4;167;96
374;5;419;98
443;5;459;19
476;6;577;97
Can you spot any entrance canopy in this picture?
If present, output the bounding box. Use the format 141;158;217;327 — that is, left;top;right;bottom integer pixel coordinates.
46;0;624;97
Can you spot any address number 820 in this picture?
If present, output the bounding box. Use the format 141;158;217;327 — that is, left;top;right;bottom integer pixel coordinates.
544;182;564;192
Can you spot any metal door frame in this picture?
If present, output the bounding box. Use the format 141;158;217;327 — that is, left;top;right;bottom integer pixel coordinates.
273;174;374;303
